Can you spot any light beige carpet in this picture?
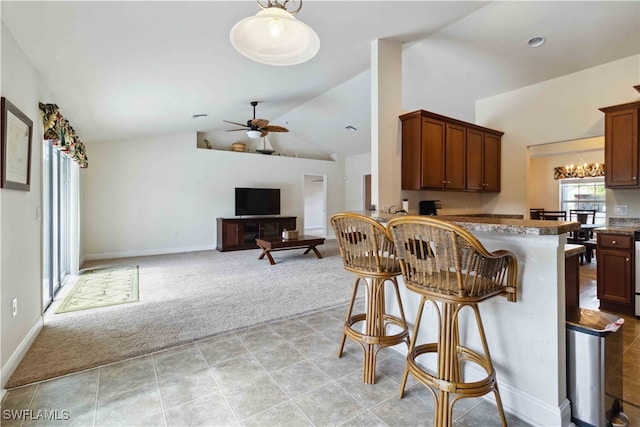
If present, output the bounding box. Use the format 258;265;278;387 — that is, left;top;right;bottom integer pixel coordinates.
8;240;354;388
56;265;139;313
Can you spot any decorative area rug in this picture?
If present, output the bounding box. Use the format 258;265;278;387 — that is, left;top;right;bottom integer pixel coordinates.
56;265;139;314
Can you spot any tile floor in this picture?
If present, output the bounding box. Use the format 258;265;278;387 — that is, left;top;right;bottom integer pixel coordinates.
1;304;532;427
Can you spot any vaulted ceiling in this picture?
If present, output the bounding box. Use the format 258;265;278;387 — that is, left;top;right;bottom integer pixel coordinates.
2;1;639;159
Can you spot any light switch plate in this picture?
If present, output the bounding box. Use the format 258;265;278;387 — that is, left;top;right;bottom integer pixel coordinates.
614;205;628;216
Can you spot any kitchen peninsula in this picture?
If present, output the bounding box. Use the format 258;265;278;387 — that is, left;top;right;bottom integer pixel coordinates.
359;211;580;426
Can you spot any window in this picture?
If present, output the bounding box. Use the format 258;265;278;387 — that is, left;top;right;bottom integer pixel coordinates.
559;177;605;223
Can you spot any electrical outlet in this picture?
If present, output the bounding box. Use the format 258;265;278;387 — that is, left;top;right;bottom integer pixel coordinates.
171;231;178;239
12;298;17;317
614;205;628;216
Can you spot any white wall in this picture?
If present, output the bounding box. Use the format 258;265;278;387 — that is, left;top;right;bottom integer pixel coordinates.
82;133;345;259
477;54;640;218
344;152;371;212
0;23;44;388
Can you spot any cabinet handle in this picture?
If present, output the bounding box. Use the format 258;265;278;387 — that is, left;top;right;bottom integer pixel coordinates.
626;258;630;262
442;181;447;184
612;240;617;244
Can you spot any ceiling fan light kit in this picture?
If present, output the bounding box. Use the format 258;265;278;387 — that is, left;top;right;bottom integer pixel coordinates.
230;1;320;66
223;101;290;140
246;129;262;139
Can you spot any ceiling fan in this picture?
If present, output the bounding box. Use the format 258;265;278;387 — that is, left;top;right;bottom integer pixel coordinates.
223;101;289;139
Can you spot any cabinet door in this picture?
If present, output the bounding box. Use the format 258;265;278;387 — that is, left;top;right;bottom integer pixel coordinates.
597;248;633;305
466;129;484;191
421;117;446;189
241;221;260;246
401;115;423;190
281;218;296;232
222;221;241;248
483;133;501;192
445;123;466;190
605;108;639;187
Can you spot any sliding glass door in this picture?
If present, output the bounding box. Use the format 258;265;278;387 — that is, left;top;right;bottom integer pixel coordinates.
43;141;71;311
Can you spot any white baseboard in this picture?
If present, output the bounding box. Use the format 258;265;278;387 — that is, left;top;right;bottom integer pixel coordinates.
83;244;215;261
1;316;44;390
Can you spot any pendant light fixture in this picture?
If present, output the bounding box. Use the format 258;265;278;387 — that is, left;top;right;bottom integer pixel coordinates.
230;0;320;66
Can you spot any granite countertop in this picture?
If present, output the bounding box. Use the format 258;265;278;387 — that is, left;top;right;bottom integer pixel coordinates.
596;217;640;236
565;243;586;258
353;211;580;236
594;226;640;236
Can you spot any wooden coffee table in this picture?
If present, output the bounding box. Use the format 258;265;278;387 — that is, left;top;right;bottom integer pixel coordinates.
255;235;325;265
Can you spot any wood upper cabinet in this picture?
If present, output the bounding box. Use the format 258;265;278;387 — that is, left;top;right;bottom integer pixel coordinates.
400;110;502;192
600;102;640;188
596;233;635;315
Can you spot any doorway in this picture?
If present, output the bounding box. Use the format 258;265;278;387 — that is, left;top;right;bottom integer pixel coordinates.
302;173;327;237
363;174;371;210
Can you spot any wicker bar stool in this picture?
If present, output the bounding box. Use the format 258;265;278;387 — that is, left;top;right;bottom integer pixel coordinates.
386;216;518;427
330;212;409;384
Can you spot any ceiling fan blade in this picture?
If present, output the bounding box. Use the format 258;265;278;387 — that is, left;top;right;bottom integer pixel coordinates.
251;119;270;128
223;120;250;127
260;130;269;137
263;125;289;133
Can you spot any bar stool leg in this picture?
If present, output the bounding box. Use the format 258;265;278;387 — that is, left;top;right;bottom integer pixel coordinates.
362;277;379;384
339;276;362;358
399;295;427;398
470;304;508;427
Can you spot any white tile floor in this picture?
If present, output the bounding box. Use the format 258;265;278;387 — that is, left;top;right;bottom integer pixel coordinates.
2;305;532;427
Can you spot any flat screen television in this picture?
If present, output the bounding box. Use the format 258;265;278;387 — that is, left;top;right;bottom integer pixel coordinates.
235;187;281;216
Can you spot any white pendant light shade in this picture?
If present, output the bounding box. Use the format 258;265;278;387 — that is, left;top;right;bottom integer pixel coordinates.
246;130;263;139
230;7;320;66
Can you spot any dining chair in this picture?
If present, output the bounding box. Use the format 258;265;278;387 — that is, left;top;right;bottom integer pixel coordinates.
529;208;544;220
539;210;567;221
568;209;597;241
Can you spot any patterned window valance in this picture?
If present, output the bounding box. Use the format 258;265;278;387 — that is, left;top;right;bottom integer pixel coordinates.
39;103;88;168
553;162;604;179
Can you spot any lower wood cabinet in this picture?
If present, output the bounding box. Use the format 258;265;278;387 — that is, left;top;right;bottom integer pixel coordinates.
597;233;635;315
216;216;296;251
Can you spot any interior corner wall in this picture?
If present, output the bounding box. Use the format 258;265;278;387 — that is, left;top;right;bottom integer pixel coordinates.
1;22;44;388
476;54;640;218
81;134;346;259
344;152;371;212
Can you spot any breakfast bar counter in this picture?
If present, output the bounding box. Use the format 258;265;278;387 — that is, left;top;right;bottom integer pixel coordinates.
352;211;580;426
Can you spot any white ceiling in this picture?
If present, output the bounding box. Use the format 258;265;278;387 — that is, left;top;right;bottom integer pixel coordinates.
2;1;639;159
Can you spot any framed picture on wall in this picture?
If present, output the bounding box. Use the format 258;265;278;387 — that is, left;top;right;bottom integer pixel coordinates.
1;97;33;191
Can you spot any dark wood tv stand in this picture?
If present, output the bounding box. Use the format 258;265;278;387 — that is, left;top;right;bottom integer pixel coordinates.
216;216;297;252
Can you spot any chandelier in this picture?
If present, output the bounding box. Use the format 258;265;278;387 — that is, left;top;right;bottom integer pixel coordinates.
230;0;320;66
553;162;605;179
